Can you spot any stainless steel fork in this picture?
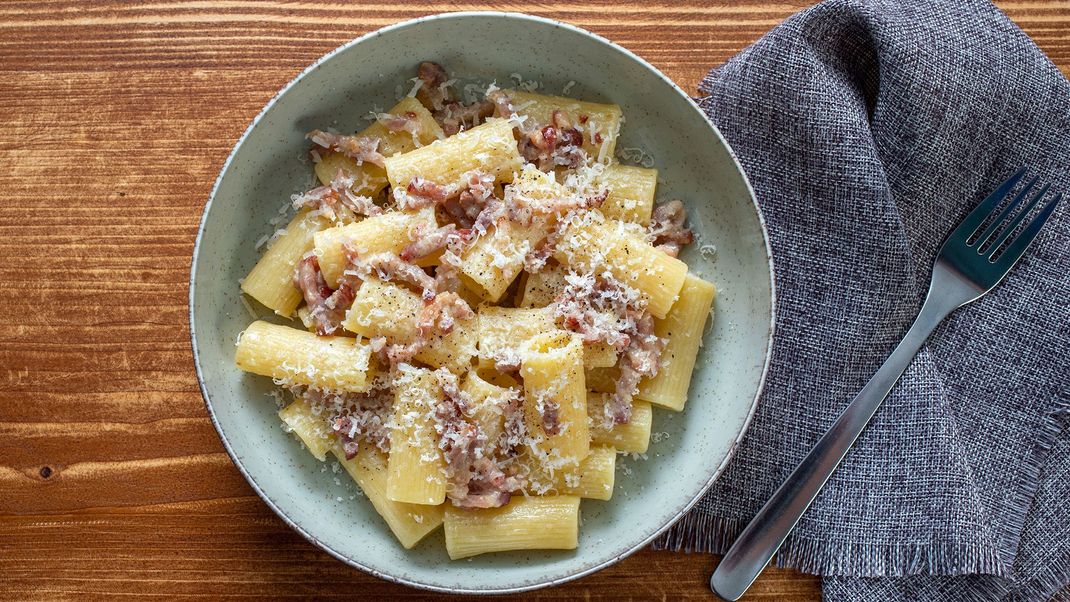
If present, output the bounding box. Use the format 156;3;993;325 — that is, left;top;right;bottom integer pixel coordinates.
710;168;1064;601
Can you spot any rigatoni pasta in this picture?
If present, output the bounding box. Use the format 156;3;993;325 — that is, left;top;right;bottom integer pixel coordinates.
241;210;331;316
600;164;658;224
444;496;581;559
334;444;445;549
387;365;448;505
278;398;334;461
384;118;522;191
503;89;623;163
241;98;444;316
520;331;590;477
637;274;717;410
314;206;437;287
235;320;371;391
234;61;717;557
588;393;653;454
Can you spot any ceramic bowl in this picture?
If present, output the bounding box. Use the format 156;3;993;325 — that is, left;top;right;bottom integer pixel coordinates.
190;11;774;594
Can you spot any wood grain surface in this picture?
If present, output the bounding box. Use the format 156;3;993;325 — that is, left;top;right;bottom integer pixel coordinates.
1;1;1066;600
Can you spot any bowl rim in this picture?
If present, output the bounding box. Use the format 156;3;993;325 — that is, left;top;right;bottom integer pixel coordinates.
189;10;777;595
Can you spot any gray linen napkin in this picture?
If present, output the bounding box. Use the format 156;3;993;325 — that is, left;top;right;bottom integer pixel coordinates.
652;1;1070;600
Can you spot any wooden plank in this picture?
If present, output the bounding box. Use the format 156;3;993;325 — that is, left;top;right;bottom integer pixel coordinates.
1;1;1063;599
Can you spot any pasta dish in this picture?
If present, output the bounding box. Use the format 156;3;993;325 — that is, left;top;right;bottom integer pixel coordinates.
233;62;716;559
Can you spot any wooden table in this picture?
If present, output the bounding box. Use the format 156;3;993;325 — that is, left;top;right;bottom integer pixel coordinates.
1;2;1065;600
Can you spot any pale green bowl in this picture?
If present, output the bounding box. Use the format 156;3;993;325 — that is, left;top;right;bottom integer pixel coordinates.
190;11;774;594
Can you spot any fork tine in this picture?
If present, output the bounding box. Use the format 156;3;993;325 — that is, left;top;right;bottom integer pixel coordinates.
984;183;1052;256
956;167;1028;241
974;175;1038;248
993;192;1062;267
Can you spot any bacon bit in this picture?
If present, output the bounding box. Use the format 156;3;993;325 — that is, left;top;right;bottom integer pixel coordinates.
487;89;516;120
293;255;355;335
539;125;558;149
538;397;561;436
433;369;521;508
341;244;436;300
498;390;526;455
418;292;474;335
306;130;386;168
471;198;508;236
435;100;494;136
433;259;462;296
523;239;555;273
594;132;604;145
400;177;450;209
441;193;483;228
649;200;694;257
579;114;589;124
523;221;566;273
400;223;456;262
378;110;420;133
294;254;332;305
608;313;665;424
561;128;584;148
519;122;587;170
291;169;383;221
442;171;498;229
416;61;451;111
370;331;427;365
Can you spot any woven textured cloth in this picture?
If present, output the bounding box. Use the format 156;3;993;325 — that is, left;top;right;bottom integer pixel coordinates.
652;1;1070;600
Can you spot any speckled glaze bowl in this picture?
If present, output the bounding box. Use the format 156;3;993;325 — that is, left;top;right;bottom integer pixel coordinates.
190;11;774;594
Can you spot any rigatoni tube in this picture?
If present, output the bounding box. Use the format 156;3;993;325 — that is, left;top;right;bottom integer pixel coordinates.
551;445;616;500
313;96;445;191
637;274;716;411
476;306;557;369
504;89;623;163
386;365;447;505
384;118;522;191
554;216;687;319
520;331;590;486
240;209;330;317
313;207;437;288
333;443;444;549
588;393;652;454
235;320;371;391
278;399;333;461
343;278;475;373
444;496;581;559
599;164;657;225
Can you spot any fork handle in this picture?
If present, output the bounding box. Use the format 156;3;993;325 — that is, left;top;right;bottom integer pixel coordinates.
710;291;961;601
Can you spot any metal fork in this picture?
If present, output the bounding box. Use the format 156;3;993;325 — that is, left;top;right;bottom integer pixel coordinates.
710;168;1064;601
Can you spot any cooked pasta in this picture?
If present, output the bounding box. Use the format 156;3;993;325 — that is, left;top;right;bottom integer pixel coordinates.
444;496;580;559
234;61;716;556
334;444;445;548
235;320;371;391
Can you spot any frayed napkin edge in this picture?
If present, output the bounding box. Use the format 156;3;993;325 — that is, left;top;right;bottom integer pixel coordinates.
652;399;1070;584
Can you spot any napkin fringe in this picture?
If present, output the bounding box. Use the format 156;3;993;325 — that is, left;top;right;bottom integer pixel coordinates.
655;402;1069;580
997;399;1070;549
655;515;1004;577
1007;405;1070;602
